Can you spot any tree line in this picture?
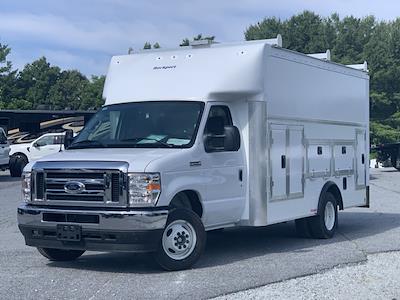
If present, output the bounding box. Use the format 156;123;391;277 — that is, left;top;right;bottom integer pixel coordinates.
1;11;400;144
0;52;105;111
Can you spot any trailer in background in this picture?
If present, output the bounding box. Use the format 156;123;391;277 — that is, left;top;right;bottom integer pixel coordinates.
0;109;95;176
0;109;95;145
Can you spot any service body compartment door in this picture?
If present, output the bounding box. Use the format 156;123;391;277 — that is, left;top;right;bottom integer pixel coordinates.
356;129;366;188
287;126;304;198
270;126;287;200
269;125;304;200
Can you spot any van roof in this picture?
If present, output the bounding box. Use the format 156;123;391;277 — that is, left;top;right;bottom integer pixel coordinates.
103;38;367;105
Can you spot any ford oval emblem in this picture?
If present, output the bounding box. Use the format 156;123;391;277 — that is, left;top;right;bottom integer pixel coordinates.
64;181;86;194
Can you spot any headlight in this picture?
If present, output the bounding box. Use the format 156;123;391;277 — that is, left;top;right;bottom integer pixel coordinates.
21;171;32;202
128;173;161;206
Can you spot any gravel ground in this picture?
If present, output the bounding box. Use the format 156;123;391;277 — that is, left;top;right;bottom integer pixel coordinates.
217;251;400;300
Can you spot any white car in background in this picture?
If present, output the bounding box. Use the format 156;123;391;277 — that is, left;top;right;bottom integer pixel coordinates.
9;132;65;177
0;128;10;171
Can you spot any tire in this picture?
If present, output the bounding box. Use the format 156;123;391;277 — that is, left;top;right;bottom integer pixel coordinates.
37;248;85;261
295;217;312;238
9;154;28;177
309;192;338;239
154;208;206;271
391;155;400;171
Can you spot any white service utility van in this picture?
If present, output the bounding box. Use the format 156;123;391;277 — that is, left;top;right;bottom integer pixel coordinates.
17;36;369;270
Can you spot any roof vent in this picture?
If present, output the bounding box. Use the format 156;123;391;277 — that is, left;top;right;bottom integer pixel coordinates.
190;39;213;47
307;50;331;61
346;61;368;72
265;34;282;47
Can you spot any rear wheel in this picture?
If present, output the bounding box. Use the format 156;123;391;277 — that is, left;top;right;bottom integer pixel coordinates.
309;192;338;239
37;248;85;261
154;209;206;271
9;154;28;177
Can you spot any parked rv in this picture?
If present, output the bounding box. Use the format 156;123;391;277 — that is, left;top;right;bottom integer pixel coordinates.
17;36;369;270
0;128;10;171
10;132;65;177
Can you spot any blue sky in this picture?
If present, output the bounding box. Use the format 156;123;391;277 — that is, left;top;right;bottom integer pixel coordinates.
1;0;399;76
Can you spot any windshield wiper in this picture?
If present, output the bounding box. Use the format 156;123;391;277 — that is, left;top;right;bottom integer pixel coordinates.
68;140;107;149
121;137;173;148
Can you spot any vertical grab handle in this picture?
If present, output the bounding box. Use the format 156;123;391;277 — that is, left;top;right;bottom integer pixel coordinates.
361;154;365;165
281;155;286;168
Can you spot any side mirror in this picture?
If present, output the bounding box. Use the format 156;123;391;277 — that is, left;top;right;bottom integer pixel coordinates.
204;125;240;153
33;142;40;148
64;129;74;149
223;125;240;151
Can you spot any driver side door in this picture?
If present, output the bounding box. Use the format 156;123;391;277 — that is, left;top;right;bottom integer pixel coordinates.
30;135;61;161
202;105;246;227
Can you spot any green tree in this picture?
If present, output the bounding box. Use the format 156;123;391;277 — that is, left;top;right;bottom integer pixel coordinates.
245;17;283;41
47;70;88;110
18;57;60;109
0;43;12;75
143;42;152;50
283;11;328;53
81;75;105;110
0;42;19;108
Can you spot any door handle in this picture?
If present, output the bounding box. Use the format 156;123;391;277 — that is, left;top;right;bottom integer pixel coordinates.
238;169;243;182
361;154;365;165
281;155;286;168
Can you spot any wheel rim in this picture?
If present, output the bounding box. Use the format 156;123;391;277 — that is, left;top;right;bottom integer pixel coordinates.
162;220;197;260
324;201;336;231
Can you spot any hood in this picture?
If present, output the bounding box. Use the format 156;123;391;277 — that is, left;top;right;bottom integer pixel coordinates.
32;148;182;172
10;143;30;155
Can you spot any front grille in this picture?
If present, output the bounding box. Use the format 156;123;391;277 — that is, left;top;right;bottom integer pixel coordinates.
33;169;127;207
36;173;44;199
111;173;121;202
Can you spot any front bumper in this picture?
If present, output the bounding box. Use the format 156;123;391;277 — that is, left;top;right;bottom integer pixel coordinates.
17;205;169;252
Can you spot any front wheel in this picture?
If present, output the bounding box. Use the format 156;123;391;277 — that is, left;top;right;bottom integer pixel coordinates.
9;154;28;177
309;192;338;239
37;248;85;261
154;209;206;271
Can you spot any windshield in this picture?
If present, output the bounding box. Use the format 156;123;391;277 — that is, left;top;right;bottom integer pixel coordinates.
69;101;204;149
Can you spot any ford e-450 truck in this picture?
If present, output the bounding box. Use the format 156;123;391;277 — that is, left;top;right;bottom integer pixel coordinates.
17;36;369;270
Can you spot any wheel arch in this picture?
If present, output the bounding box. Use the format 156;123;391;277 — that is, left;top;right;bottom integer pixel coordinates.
169;189;204;218
318;181;343;213
11;152;29;162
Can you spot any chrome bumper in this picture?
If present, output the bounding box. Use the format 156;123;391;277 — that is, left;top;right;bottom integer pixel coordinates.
17;204;169;252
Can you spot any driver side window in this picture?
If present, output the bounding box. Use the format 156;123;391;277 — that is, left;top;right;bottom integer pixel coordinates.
204;106;234;152
204;106;233;135
36;136;55;147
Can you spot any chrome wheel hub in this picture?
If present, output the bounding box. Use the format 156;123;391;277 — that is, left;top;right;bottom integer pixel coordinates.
324;201;335;231
162;220;197;260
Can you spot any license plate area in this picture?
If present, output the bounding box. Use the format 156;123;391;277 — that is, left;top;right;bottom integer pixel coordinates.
56;224;82;241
